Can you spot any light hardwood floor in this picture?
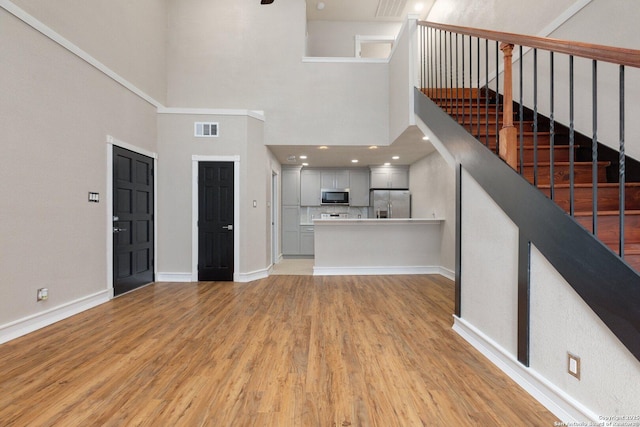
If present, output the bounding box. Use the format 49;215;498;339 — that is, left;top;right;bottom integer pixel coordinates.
0;275;558;426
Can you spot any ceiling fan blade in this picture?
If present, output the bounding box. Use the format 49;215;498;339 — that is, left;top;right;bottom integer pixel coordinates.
261;0;274;4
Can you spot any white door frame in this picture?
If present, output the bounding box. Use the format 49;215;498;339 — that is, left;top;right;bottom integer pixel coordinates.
271;171;279;265
192;155;241;282
106;135;158;299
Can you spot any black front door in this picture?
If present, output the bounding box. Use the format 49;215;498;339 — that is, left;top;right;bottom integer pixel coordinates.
113;146;154;295
198;162;234;281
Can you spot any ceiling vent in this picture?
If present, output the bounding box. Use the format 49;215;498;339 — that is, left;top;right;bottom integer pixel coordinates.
286;155;297;162
194;122;219;138
375;0;407;18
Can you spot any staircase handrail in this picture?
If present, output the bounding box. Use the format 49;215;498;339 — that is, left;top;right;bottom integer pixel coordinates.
419;21;640;67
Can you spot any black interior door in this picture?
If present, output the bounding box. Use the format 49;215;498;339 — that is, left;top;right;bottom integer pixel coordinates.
113;146;154;295
198;162;234;281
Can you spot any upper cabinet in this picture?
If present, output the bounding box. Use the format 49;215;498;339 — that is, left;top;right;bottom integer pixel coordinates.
369;165;409;189
282;167;301;206
348;169;370;206
300;169;321;206
298;167;370;207
321;170;349;189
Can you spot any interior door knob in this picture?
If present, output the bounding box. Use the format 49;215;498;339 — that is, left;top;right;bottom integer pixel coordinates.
222;225;233;230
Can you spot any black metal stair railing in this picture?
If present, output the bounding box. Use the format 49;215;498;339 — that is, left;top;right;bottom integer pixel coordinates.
417;21;640;269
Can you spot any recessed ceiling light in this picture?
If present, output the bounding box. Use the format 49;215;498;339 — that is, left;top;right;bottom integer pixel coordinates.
384;162;391;166
422;136;430;141
318;146;328;150
317;1;325;10
302;162;309;166
369;145;378;149
299;155;307;159
351;159;359;163
392;156;400;160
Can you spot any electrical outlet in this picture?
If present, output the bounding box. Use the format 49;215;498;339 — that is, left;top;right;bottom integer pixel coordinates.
37;288;49;302
567;352;581;380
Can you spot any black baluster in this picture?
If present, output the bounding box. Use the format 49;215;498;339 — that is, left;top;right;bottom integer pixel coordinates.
485;39;489;147
619;65;626;257
469;35;473;128
569;55;575;217
550;52;555;201
476;37;481;139
495;41;500;155
592;60;598;237
533;48;538;187
519;46;524;175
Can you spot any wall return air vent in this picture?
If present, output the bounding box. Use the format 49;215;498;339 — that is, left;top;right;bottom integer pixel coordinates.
194;122;219;138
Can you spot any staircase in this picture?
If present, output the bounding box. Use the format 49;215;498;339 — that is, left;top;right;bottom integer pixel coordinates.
426;87;640;271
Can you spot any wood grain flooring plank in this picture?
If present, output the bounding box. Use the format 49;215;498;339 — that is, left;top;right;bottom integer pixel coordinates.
0;275;559;426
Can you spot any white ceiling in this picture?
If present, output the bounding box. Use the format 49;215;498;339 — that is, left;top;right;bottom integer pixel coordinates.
305;0;434;22
268;126;436;168
267;1;436;168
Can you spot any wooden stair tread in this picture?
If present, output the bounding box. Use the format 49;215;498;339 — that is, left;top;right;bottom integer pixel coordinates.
537;182;640;189
573;209;640;217
522;161;610;167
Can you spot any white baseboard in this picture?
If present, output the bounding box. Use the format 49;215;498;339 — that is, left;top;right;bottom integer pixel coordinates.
236;268;269;283
156;272;193;282
313;265;441;276
0;290;110;344
438;266;455;281
452;316;598;424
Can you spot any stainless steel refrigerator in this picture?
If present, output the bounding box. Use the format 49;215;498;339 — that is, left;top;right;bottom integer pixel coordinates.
369;190;411;218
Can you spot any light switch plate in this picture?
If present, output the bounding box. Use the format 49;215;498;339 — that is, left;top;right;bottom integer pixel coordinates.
567;352;581;379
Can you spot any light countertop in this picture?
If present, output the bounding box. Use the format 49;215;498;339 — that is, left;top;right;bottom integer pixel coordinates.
312;218;444;225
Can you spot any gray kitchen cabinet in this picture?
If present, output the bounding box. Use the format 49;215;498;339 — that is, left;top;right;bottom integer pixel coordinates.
321;169;349;189
299;225;315;255
348;169;370;206
300;169;321;206
282;167;301;206
282;205;300;255
369;165;409;189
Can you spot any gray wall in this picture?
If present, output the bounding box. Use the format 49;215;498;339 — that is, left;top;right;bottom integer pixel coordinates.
156;113;277;278
0;4;159;326
409;151;455;273
10;0;168;104
306;21;401;57
166;0;390;148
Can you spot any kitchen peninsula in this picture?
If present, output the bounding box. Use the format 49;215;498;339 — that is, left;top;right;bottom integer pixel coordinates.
313;218;444;276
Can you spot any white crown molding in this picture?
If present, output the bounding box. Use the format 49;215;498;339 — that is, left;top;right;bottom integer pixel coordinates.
0;290;110;344
157;107;266;121
1;1;270;119
302;56;389;64
452;316;599;424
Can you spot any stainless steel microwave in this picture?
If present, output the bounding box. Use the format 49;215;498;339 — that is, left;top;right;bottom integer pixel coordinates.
321;189;349;205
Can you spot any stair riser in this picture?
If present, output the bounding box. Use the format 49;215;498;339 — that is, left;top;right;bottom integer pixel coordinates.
621;254;640;272
540;187;640;211
523;165;607;185
575;215;640;244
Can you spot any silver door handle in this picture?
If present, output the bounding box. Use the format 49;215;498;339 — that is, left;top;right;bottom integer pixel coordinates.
113;227;127;233
222;225;233;230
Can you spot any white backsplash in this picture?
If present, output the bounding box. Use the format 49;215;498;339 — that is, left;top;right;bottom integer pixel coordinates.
300;206;369;224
